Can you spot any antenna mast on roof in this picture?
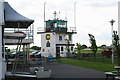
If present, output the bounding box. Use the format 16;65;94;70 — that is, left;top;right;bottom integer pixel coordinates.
59;11;60;20
44;2;46;27
65;10;67;21
54;11;57;20
74;2;77;27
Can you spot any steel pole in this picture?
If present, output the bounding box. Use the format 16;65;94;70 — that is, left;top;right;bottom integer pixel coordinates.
109;19;115;64
111;24;114;64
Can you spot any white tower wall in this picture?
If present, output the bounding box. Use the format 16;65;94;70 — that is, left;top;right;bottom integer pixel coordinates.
55;33;72;44
55;33;73;57
41;32;56;57
41;32;74;57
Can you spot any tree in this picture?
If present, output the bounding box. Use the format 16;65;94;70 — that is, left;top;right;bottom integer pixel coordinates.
76;43;81;59
101;44;107;49
66;40;70;53
88;33;97;62
100;44;107;49
112;31;120;66
66;40;71;57
81;44;87;49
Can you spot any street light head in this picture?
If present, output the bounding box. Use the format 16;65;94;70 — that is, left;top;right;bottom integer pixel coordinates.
109;19;115;26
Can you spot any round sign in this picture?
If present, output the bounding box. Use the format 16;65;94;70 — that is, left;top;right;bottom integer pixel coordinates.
46;34;50;40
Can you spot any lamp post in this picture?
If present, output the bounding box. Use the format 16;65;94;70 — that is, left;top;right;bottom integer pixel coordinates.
109;19;115;64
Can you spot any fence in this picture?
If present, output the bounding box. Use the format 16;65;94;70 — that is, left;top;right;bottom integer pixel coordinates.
72;53;118;64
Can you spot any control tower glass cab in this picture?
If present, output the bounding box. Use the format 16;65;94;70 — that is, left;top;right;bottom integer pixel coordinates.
44;11;67;33
45;19;67;33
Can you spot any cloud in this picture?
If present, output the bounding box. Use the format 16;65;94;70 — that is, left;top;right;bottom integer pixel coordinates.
4;0;119;47
88;1;117;8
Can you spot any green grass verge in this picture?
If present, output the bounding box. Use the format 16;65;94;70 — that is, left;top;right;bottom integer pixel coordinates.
75;49;102;54
9;52;14;54
81;49;101;53
60;58;116;72
78;56;118;64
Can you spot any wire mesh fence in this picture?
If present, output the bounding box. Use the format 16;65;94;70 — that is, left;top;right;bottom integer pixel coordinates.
71;53;118;65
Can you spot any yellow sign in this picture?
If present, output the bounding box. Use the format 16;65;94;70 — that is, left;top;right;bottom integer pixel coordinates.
46;34;50;40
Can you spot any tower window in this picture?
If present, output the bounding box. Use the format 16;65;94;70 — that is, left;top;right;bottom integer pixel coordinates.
59;36;62;41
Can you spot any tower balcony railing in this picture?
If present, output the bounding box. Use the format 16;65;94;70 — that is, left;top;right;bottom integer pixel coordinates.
37;27;76;33
67;27;76;33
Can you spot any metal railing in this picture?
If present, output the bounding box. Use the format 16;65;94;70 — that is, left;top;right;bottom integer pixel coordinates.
4;27;34;40
37;27;76;33
67;27;76;33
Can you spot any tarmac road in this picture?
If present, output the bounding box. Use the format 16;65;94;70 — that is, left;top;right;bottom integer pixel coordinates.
6;61;106;80
42;63;105;78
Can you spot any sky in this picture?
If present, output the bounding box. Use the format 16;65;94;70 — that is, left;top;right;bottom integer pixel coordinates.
4;0;119;47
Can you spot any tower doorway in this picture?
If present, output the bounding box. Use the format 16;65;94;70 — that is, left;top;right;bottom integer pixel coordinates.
56;47;60;58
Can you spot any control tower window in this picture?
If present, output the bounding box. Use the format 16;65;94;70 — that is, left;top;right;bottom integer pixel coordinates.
50;22;53;27
58;22;66;27
65;35;72;41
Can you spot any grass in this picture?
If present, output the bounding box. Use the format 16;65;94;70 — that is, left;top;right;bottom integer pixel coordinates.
78;56;118;64
60;58;116;72
9;52;14;54
74;49;118;64
80;49;102;54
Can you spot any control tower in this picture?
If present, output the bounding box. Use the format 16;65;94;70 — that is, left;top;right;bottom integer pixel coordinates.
37;11;76;57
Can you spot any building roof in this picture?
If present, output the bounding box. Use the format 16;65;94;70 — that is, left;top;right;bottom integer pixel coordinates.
4;2;34;28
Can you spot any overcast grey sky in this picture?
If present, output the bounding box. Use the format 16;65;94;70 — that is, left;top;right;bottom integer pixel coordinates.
5;0;119;47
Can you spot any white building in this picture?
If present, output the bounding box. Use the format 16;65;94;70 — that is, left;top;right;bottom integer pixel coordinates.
37;12;76;57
